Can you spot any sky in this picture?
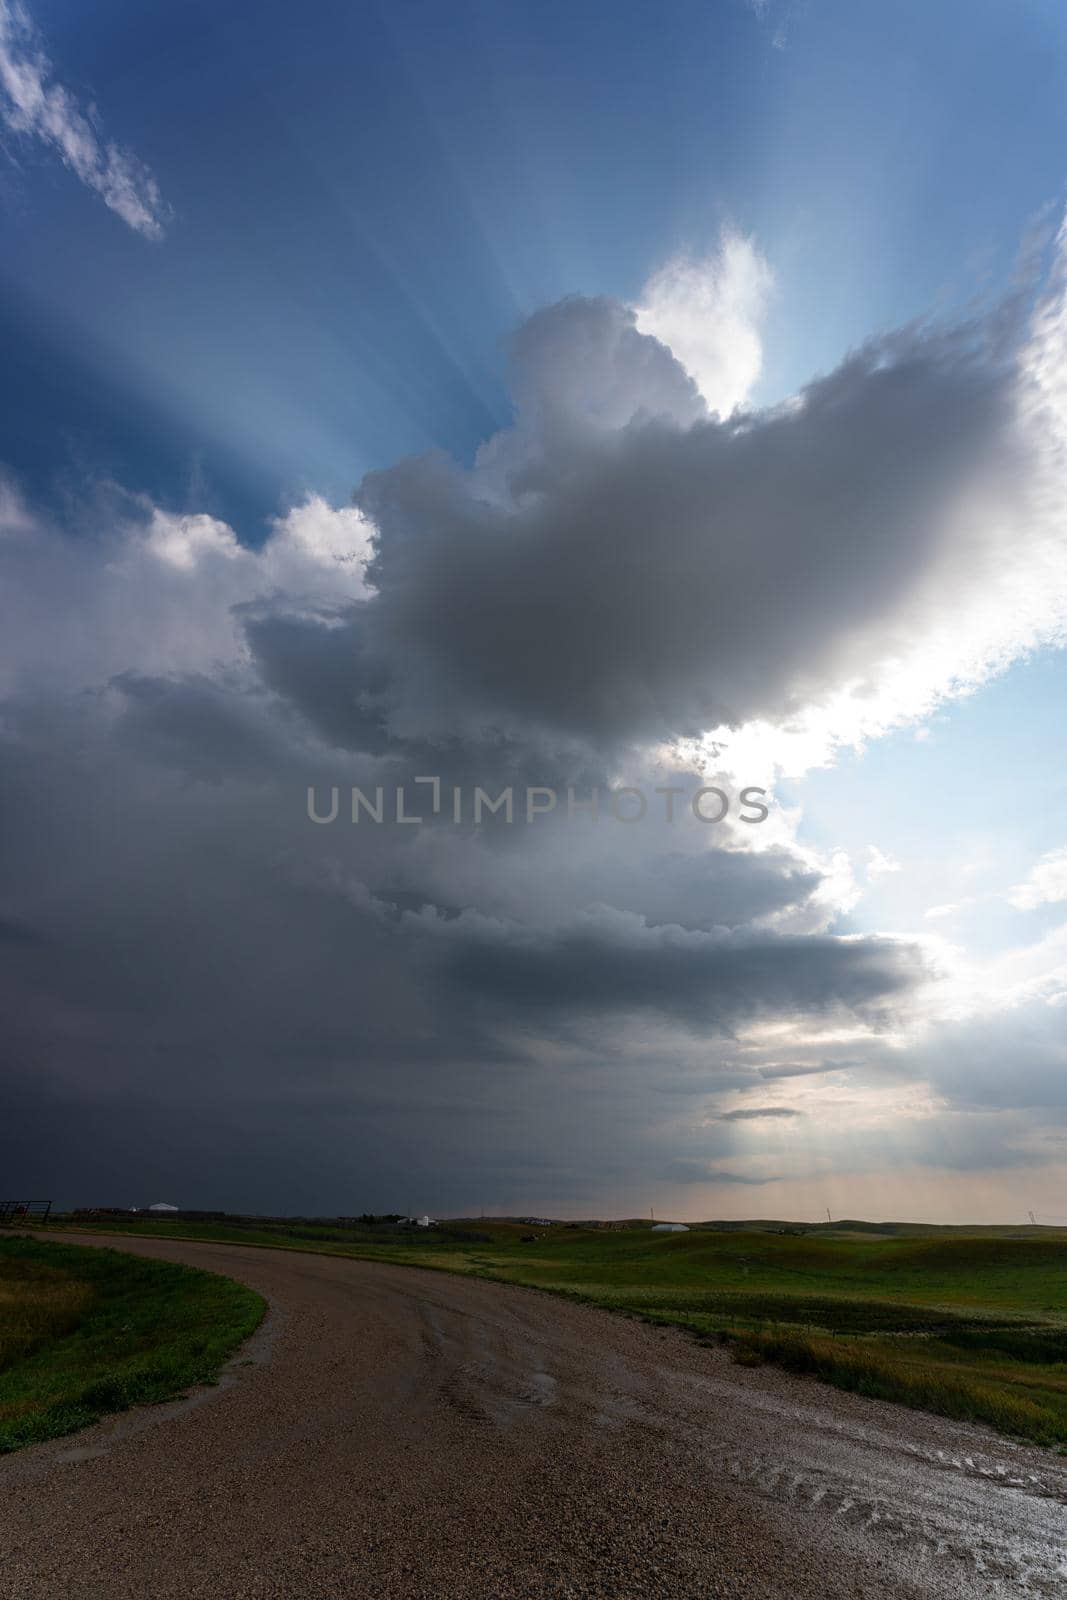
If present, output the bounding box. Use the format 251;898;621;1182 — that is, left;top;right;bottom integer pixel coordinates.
3;0;1067;1221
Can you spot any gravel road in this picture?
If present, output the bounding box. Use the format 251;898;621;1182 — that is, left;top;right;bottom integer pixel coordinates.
1;1235;1065;1599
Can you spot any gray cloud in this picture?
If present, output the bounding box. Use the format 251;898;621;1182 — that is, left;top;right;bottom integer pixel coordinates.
757;1061;841;1081
661;1160;781;1185
718;1106;802;1121
917;1007;1067;1113
321;298;1030;754
407;903;923;1033
0;663;924;1208
3;246;1064;1212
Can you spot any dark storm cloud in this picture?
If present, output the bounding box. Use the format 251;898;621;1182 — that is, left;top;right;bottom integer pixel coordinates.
0;683;920;1081
110;672;286;782
241;607;393;756
407;903;925;1032
0;663;926;1217
5;249;1060;1211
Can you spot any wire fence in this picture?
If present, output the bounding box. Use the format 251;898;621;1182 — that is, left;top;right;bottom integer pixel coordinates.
0;1201;53;1225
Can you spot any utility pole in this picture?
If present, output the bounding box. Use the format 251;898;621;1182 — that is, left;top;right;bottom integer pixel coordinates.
826;1207;832;1225
1028;1210;1037;1226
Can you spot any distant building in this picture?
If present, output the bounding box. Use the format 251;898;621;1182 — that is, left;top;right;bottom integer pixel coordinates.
148;1202;179;1213
651;1222;689;1232
415;1215;436;1228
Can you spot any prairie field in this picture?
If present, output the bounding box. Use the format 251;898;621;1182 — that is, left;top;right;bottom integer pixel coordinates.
43;1213;1067;1448
0;1237;264;1452
0;1255;93;1371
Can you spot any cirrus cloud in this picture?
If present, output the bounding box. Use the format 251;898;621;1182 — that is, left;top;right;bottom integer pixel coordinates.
0;0;169;238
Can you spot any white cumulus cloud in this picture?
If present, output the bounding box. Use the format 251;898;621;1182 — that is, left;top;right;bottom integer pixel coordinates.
1008;848;1067;911
634;230;773;415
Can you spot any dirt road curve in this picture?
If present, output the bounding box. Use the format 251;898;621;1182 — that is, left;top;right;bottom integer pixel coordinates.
1;1236;1065;1600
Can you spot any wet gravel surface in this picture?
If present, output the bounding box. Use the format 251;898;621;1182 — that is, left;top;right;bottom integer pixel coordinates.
1;1234;1065;1599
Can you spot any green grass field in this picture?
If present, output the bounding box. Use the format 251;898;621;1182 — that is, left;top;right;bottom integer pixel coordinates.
0;1237;265;1452
36;1214;1067;1449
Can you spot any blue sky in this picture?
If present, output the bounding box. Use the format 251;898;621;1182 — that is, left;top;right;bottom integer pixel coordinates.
3;0;1067;1219
785;650;1067;947
4;0;1067;531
